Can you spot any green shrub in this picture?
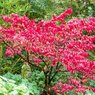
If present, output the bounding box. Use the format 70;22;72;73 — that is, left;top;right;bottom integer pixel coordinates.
3;72;41;95
0;0;30;15
0;75;33;95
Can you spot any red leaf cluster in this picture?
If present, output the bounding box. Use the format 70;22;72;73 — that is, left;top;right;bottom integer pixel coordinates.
1;8;95;94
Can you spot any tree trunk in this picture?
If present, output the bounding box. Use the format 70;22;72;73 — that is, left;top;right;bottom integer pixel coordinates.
41;71;50;95
40;71;57;95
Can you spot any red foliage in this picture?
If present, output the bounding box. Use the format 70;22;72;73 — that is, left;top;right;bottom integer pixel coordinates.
1;8;95;94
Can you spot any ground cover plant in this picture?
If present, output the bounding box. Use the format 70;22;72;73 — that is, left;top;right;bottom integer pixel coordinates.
0;8;95;95
3;72;41;95
0;75;33;95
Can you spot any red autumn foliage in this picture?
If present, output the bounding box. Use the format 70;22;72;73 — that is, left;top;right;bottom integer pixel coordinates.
0;8;95;94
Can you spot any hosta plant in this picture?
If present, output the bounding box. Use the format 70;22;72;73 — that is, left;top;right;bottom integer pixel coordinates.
3;72;41;95
0;8;95;95
0;75;33;95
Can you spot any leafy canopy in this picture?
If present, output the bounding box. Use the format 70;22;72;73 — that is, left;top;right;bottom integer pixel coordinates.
0;8;95;94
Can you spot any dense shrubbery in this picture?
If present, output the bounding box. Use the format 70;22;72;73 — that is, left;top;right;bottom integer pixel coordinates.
3;72;41;95
0;8;95;95
0;75;33;95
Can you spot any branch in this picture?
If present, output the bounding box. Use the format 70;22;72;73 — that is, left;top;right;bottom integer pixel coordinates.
1;39;43;71
48;66;53;83
26;51;30;63
19;54;42;70
49;63;61;83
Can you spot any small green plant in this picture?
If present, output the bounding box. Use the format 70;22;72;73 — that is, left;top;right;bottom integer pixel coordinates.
0;75;33;95
3;72;41;95
21;64;32;79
